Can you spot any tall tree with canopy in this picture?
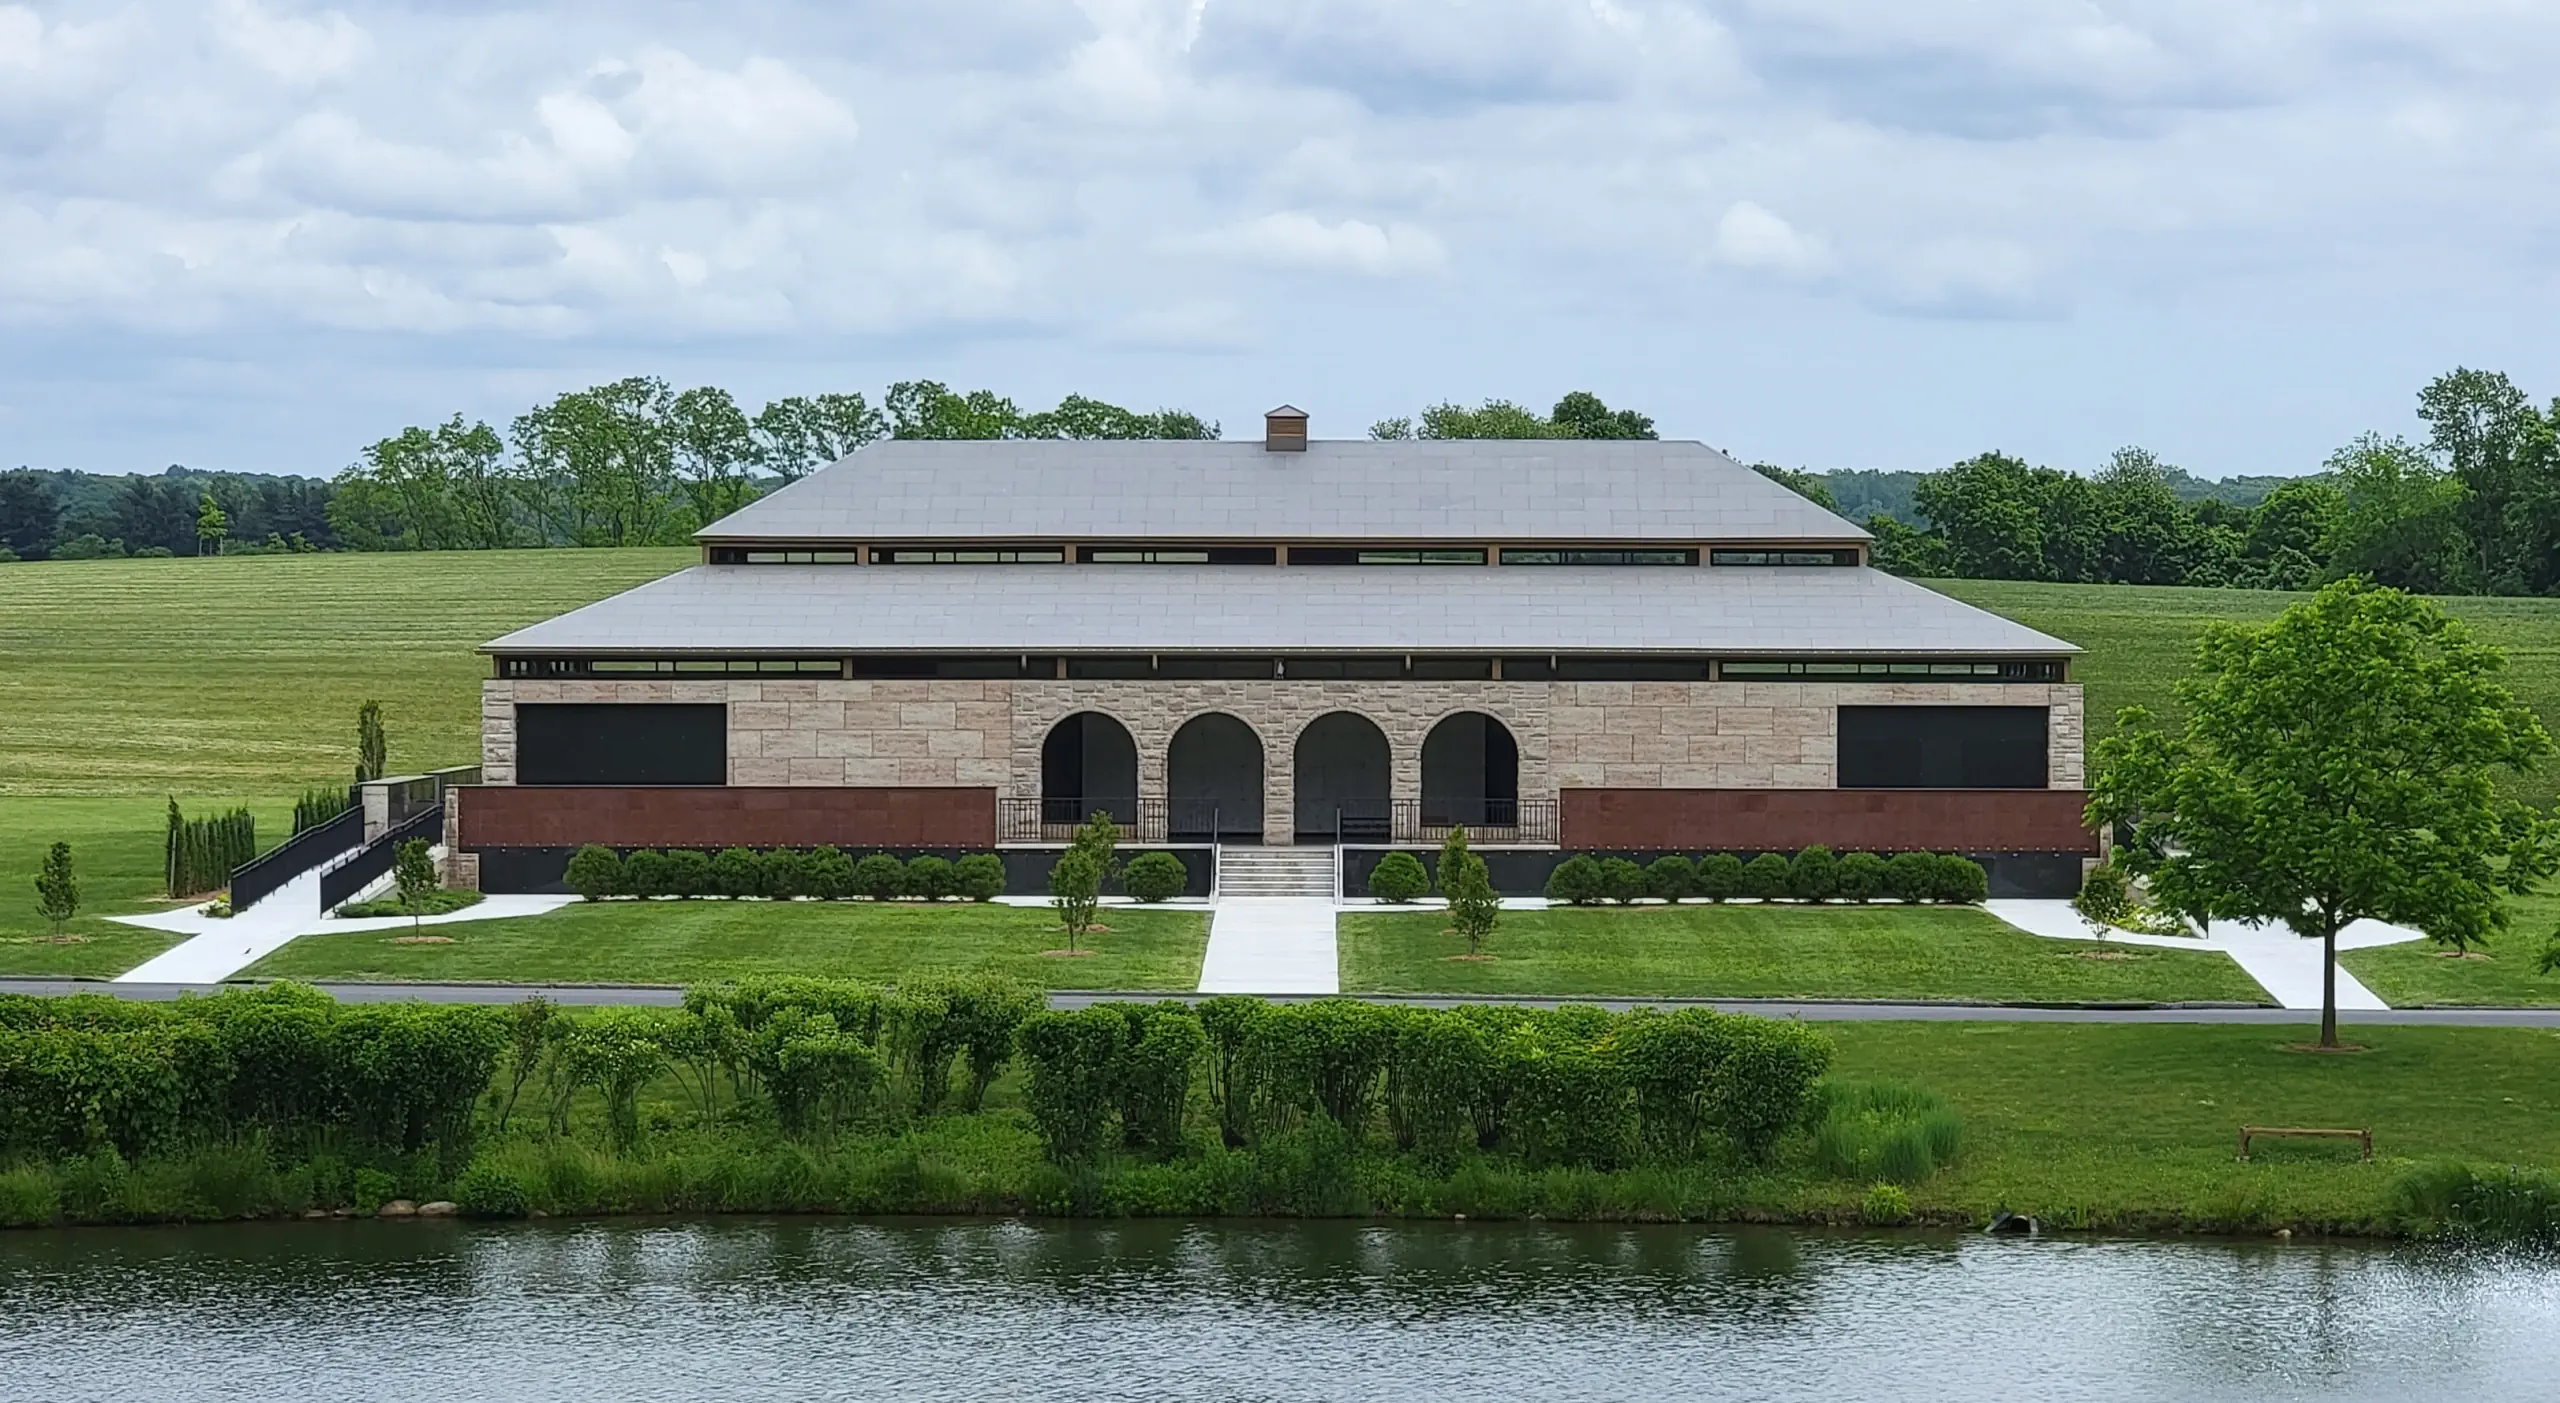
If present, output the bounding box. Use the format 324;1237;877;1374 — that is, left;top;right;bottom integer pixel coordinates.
2088;580;2560;1048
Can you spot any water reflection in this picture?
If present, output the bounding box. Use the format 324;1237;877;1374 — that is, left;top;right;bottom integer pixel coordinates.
4;1220;2558;1402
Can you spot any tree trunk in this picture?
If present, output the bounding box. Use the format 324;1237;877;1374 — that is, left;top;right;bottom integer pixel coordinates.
2320;923;2340;1049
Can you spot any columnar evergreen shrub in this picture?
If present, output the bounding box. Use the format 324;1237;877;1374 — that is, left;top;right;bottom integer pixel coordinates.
1543;855;1606;905
1741;852;1792;900
1121;851;1188;904
292;787;353;835
1597;857;1647;904
355;700;387;784
1693;853;1745;902
164;799;255;898
1788;845;1839;902
1368;851;1429;904
905;855;958;902
1832;851;1888;903
852;853;907;901
34;842;79;934
712;847;765;898
1644;855;1696;903
952;853;1006;903
621;849;672;897
1882;852;1937;902
564;845;622;902
805;846;856;900
662;849;712;899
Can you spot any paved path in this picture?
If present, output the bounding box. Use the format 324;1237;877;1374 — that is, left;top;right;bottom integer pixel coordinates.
110;890;578;984
1197;898;1340;994
1984;899;2415;1011
11;978;2560;1025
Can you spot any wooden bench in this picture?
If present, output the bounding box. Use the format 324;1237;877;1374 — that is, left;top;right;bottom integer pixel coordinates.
2237;1126;2372;1161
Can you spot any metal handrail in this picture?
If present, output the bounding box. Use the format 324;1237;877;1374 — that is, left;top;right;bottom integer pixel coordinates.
229;806;364;912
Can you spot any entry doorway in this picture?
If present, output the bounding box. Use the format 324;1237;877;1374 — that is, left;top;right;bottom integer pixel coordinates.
1168;712;1264;843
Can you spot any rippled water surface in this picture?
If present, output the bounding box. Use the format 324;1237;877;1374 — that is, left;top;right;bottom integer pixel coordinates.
7;1219;2560;1401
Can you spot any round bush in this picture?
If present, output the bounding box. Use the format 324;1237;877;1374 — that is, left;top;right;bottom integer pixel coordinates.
804;846;855;900
662;848;713;898
1543;854;1606;905
1644;855;1696;903
1598;857;1647;904
1368;851;1430;904
851;853;907;901
1882;851;1938;903
620;849;672;898
1932;853;1989;905
953;853;1006;903
1741;853;1792;901
905;855;958;902
1122;851;1189;904
711;847;764;898
760;848;810;900
1788;845;1838;902
1832;851;1888;903
1693;853;1744;902
563;844;622;902
453;1161;533;1220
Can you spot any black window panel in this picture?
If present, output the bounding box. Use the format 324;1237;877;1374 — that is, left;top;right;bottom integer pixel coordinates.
1498;656;1556;680
1078;546;1278;564
516;704;725;786
1065;656;1155;680
1710;548;1861;566
1500;548;1697;566
1158;657;1277;679
1838;706;2049;789
1280;657;1406;679
1411;658;1494;680
1552;656;1716;681
1291;547;1486;565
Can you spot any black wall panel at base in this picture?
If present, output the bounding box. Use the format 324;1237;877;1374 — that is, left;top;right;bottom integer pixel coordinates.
475;844;1214;900
1340;847;2083;900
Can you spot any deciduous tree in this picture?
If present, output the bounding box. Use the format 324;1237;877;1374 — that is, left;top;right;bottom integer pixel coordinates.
35;841;79;935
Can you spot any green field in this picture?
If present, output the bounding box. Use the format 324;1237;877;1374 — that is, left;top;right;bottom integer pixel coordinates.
1337;904;2271;1003
0;795;293;975
2339;890;2560;1007
245;900;1212;989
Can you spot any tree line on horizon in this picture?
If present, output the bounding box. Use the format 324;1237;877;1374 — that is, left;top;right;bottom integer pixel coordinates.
0;369;2550;600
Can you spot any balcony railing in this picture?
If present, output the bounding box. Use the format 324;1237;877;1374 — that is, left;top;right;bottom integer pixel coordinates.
1389;797;1555;845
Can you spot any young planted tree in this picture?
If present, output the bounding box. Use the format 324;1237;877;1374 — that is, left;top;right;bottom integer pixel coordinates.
1048;849;1103;954
2089;580;2560;1048
1438;825;1500;956
194;491;228;556
393;838;437;933
34;841;79;935
356;700;388;783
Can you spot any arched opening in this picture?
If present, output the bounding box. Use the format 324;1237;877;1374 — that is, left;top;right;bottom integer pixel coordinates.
1040;712;1138;829
1168;712;1264;844
1293;711;1391;844
1421;712;1521;830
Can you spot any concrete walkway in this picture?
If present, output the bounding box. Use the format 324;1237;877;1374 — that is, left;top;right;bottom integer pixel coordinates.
1197;898;1340;994
111;891;578;985
1985;899;2421;1011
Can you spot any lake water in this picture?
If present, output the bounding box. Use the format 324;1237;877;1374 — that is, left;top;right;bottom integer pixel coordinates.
6;1219;2559;1401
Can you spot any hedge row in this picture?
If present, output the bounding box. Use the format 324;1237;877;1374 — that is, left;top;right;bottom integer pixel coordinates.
563;846;1007;903
1544;848;1988;906
1018;998;1833;1171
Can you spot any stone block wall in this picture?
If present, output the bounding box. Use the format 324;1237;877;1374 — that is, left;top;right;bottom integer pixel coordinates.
481;679;1012;788
1547;681;2083;790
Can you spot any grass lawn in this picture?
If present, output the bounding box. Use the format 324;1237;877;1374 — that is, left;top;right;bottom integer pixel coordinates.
245;899;1213;989
1821;1021;2560;1231
2339;889;2560;1007
1932;579;2560;807
0;794;292;977
1337;903;2271;1003
0;548;690;796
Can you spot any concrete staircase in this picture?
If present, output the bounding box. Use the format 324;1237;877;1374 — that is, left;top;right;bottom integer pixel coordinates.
1215;846;1335;900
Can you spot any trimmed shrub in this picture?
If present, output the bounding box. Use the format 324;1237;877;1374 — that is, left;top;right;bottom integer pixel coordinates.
711;847;764;898
1597;857;1647;904
760;848;811;900
804;846;856;900
1882;851;1937;903
1643;855;1696;903
905;855;958;902
1788;845;1838;902
620;849;672;898
852;853;907;901
1122;851;1188;905
1115;1003;1207;1155
662;849;712;899
1693;853;1744;902
953;853;1006;903
1832;851;1887;903
1932;853;1989;905
1368;851;1429;904
1017;1006;1127;1163
1741;852;1792;901
453;1160;533;1219
563;845;622;902
1544;854;1606;905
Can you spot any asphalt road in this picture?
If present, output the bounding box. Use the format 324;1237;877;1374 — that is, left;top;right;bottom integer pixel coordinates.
9;978;2560;1025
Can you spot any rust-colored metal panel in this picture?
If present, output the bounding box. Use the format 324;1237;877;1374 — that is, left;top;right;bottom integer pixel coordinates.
456;786;997;849
1557;788;2096;854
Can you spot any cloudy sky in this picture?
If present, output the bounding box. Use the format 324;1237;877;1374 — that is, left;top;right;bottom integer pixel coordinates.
3;0;2553;480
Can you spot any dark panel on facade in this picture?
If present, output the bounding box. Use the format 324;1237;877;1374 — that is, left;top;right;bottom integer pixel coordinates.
1837;705;2049;789
457;785;997;849
1557;787;2096;855
515;703;727;786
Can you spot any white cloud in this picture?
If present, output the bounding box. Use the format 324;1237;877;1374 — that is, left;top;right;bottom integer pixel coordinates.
1215;212;1450;277
214;0;369;84
1710;201;1828;277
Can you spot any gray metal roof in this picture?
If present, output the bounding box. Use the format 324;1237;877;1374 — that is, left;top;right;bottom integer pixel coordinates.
697;439;1868;544
485;565;2075;656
